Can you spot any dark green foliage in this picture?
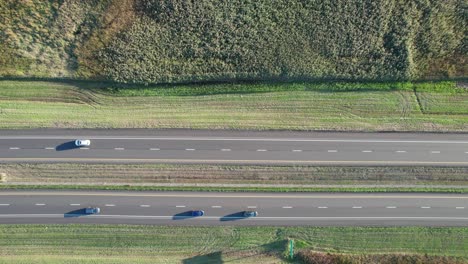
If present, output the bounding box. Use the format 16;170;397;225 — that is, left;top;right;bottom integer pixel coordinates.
99;0;466;84
0;0;465;83
296;251;466;264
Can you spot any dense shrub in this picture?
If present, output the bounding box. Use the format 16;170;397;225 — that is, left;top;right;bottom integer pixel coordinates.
296;251;466;264
0;0;465;83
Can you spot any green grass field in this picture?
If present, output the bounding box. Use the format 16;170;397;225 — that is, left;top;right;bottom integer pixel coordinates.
0;80;467;131
0;225;465;263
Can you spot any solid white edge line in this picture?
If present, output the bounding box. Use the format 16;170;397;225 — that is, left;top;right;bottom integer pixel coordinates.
2;214;468;221
3;136;468;144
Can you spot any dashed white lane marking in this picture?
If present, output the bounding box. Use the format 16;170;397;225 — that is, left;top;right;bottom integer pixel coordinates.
327;150;338;153
45;147;55;150
386;206;397;209
175;205;186;208
221;149;231;151
80;147;89;150
185;149;195;151
35;203;45;206
318;206;328;209
105;204;115;207
211;206;222;208
362;150;373;153
456;207;465;209
282;206;293;209
0;204;10;206
140;205;150;207
257;149;267;152
395;151;406;153
465;152;468;154
114;148;124;150
421;206;431;209
292;149;302;152
69;204;80;206
149;148;160;151
247;206;257;209
352;206;363;209
431;151;440;154
9;147;20;150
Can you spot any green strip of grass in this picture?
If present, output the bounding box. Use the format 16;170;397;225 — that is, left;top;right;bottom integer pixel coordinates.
0;80;467;131
1;184;467;193
0;225;465;263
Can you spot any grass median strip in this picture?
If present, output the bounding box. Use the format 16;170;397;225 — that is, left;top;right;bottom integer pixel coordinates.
0;225;465;263
0;80;467;131
1;163;467;186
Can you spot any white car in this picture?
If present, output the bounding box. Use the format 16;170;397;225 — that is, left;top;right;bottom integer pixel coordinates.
75;139;91;147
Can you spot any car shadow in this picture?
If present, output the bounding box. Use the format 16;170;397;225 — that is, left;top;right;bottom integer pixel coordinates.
56;141;79;151
172;211;197;220
220;212;245;222
64;208;86;218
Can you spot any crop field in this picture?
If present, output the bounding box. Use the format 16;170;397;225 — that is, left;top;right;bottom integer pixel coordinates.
0;80;467;131
1;0;465;83
0;225;465;263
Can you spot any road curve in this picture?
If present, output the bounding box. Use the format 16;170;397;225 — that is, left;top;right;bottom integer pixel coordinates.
0;191;467;226
0;129;467;165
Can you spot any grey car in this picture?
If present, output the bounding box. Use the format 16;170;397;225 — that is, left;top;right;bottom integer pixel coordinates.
243;211;258;217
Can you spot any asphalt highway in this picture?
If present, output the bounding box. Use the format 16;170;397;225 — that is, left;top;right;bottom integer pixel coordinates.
0;129;467;165
0;191;466;226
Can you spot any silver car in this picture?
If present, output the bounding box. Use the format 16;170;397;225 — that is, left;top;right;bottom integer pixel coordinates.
85;207;100;214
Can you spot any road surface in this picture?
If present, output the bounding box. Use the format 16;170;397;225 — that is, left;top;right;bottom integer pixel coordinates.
0;129;467;165
0;191;467;226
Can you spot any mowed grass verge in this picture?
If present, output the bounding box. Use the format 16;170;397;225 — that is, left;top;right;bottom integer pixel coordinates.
0;80;467;131
0;225;466;263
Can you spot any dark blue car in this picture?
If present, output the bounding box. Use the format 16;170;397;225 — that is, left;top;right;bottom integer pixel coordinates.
191;210;205;217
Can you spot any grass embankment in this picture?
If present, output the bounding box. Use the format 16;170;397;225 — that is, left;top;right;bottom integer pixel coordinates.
0;225;466;263
1;163;467;193
0;80;467;131
1;1;465;81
